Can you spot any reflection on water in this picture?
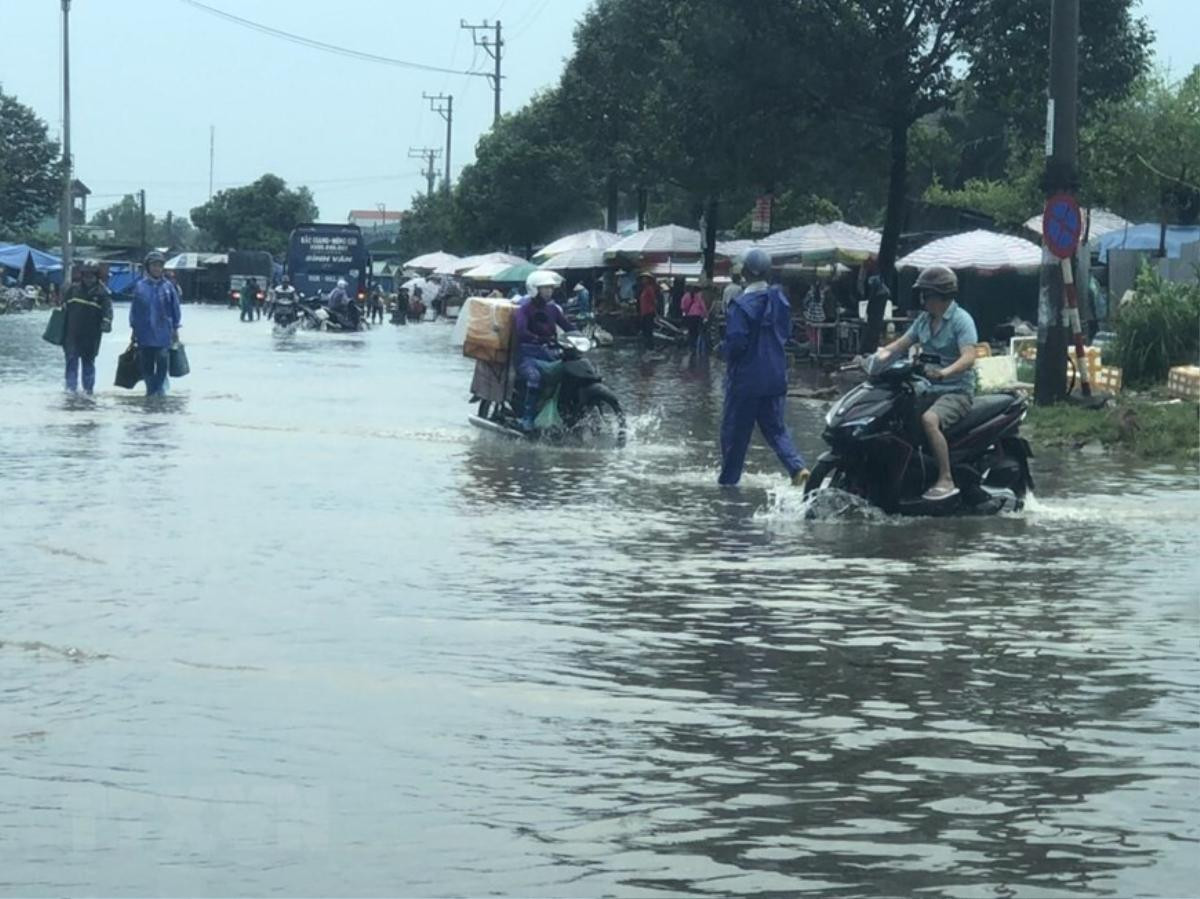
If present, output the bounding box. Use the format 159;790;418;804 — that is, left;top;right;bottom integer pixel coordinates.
1;307;1197;897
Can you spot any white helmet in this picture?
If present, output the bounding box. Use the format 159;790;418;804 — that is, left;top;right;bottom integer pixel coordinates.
337;278;348;289
525;270;562;293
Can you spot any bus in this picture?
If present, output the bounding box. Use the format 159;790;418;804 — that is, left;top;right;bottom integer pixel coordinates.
285;224;370;300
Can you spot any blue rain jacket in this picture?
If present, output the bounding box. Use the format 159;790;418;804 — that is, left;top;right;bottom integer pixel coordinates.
129;276;182;348
721;283;791;398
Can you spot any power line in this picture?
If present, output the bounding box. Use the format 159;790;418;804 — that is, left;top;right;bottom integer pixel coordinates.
178;0;492;78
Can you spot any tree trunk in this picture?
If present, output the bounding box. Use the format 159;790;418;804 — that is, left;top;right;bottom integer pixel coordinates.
605;172;619;233
865;121;908;353
703;196;718;282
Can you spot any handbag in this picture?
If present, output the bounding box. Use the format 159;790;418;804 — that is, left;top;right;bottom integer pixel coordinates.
115;342;142;389
168;342;190;378
42;307;66;346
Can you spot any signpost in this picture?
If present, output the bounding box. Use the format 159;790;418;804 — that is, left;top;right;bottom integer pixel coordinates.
751;194;773;236
1043;192;1091;396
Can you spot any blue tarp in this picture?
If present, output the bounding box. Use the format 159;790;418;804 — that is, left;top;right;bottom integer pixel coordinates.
1095;224;1200;263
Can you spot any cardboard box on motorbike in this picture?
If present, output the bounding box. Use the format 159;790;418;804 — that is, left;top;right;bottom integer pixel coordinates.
456;296;517;364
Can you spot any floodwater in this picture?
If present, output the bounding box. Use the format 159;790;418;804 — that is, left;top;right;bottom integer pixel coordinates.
1;306;1197;898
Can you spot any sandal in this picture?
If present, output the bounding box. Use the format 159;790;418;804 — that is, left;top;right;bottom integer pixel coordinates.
922;484;960;501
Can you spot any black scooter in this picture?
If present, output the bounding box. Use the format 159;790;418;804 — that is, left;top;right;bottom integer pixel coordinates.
805;353;1034;515
469;335;627;447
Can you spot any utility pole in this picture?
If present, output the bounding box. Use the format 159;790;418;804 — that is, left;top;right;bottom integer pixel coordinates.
1034;0;1079;406
165;210;174;248
423;93;453;192
59;0;73;287
138;189;147;257
408;147;442;198
460;19;503;124
209;125;215;199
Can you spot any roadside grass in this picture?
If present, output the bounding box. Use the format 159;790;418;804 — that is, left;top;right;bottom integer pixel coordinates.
1027;397;1199;462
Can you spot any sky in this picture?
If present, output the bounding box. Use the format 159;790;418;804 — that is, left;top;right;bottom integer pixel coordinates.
1;0;1197;223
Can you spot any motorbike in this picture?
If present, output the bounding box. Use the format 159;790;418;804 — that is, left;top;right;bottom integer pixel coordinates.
804;353;1034;516
295;296;367;332
469;334;627;447
272;295;300;332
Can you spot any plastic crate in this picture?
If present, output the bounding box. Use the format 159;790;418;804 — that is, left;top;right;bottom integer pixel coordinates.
1093;365;1123;393
1167;365;1200;401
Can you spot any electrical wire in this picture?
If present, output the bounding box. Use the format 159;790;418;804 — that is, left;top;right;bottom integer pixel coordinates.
178;0;492;78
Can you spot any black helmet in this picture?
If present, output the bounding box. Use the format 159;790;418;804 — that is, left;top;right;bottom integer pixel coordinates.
741;247;772;279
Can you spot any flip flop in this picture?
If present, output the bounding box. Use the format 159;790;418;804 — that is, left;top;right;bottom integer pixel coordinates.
922;484;960;501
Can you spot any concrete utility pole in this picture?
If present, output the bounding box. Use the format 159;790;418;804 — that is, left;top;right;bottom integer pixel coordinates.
59;0;73;287
408;147;442;198
1034;0;1079;406
423;93;453;192
138;189;147;257
460;19;503;124
209;125;215;199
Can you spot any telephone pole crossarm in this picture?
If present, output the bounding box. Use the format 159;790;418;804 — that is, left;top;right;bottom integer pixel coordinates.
459;19;503;123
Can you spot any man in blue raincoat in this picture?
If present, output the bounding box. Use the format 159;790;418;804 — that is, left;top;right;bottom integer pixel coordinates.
130;250;181;396
718;248;808;486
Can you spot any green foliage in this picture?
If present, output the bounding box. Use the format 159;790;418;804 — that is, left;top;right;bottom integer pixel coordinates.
190;174;318;256
0;88;62;240
923;165;1041;228
393;190;462;260
1112;263;1200;387
1081;67;1200;225
1027;400;1199;461
453;93;597;256
89;194;199;249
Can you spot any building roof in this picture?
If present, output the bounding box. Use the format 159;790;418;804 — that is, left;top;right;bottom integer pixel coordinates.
348;209;404;223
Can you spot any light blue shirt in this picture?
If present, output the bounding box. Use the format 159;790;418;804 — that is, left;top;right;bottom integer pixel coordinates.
905;301;978;395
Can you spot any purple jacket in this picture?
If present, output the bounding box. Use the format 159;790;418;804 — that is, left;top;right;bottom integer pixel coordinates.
514;298;574;353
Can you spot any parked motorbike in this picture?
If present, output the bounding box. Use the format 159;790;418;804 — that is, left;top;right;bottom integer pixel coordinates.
469;334;626;447
804;353;1034;515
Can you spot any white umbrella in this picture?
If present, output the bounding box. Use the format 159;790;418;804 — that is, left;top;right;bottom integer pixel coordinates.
715;239;757;260
606;224;703;259
757;221;881;263
445;251;525;275
533;229;619;261
463;259;527;280
897;230;1042;274
1022;207;1132;244
403;250;460;272
401;276;428;293
164;252;226;270
538;247;609;270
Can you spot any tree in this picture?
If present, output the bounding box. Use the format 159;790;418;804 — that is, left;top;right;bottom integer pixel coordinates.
0;88;63;240
394;189;462;260
1082;68;1200;227
453;92;598;257
805;0;976;349
190;174;318;255
89;195;200;249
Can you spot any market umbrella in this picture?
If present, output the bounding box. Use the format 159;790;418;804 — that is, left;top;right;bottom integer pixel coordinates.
486;261;540;284
605;224;703;260
757;221;881;264
715;239;757;260
1093;223;1200;263
447;251;526;276
404;250;460;272
164;252;225;270
897;230;1042;274
462;257;535;281
538;247;609;271
533;229;618;262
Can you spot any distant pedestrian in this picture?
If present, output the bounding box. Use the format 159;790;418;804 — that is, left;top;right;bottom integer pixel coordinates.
637;273;657;348
681;282;708;349
253;280;265;319
718;248;808;487
722;270;743;315
368;284;385;324
62;260;113;394
240;278;258;322
804;280;826;349
130;250;181;396
668;275;686;320
572;281;592;319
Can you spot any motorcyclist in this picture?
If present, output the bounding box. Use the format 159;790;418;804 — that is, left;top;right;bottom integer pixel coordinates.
326;278;360;329
270;275;297;321
875;264;978;502
718;247;808;486
514;269;578;431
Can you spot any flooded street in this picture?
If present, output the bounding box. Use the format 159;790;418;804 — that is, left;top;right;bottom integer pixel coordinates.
1;306;1197;897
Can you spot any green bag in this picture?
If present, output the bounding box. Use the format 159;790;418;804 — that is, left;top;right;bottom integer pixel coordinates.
115;343;141;389
42;307;66;346
168;342;190;378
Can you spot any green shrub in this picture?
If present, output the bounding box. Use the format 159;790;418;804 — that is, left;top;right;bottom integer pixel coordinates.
1112;264;1200;387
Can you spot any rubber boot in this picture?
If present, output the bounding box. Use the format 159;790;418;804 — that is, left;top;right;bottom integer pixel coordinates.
520;384;540;432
